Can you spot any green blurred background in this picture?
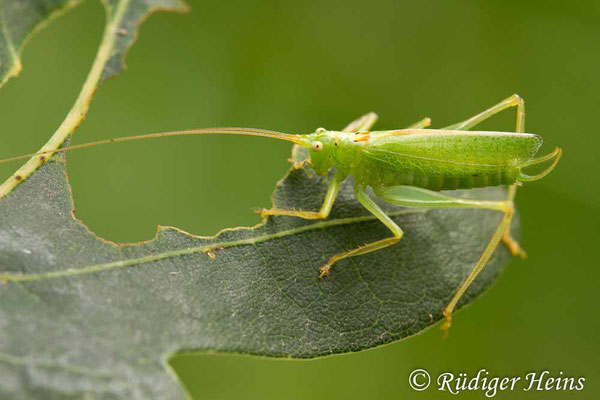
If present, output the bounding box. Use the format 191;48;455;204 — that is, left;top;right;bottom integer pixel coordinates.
1;0;599;398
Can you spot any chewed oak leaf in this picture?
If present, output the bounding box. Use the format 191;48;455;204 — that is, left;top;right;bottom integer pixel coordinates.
0;0;189;202
0;0;188;88
0;0;82;87
0;143;518;399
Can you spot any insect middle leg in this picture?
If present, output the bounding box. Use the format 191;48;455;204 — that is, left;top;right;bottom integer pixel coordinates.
374;185;515;336
406;117;432;129
443;93;526;258
318;185;403;278
259;174;342;219
342;112;379;132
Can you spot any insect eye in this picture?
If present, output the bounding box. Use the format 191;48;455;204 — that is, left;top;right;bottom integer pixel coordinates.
312;141;323;151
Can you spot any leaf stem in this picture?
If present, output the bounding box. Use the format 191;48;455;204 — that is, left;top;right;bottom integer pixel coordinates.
0;0;131;199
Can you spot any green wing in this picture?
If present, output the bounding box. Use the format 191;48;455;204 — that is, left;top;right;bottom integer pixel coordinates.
362;130;542;167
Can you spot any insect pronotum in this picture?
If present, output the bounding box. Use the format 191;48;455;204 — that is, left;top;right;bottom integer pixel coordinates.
1;94;561;335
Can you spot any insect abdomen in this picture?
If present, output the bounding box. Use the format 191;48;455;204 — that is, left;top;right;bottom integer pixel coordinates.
366;165;519;190
356;131;542;191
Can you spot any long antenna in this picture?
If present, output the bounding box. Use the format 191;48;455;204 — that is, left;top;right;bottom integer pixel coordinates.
0;127;305;164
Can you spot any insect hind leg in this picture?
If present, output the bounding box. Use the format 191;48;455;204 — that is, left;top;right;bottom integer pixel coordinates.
442;93;524;132
501;185;526;258
373;184;516;336
442;93;527;259
441;200;515;336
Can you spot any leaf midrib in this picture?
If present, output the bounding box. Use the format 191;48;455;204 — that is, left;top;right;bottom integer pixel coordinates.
0;208;427;282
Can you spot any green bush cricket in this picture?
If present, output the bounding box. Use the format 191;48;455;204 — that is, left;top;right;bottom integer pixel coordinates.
1;94;561;335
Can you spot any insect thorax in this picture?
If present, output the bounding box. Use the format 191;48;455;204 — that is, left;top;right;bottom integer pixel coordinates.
306;131;358;176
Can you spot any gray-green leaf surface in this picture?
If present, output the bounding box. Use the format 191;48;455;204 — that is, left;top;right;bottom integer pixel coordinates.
0;0;186;88
0;147;518;399
0;1;519;399
0;0;81;87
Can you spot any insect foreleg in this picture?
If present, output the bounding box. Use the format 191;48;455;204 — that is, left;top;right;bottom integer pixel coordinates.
374;184;515;336
259;174;342;219
318;185;404;278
